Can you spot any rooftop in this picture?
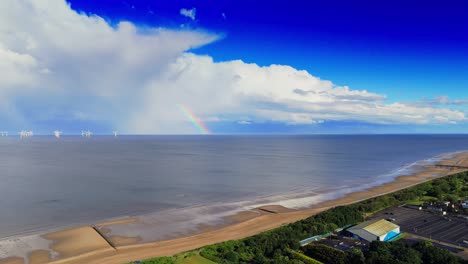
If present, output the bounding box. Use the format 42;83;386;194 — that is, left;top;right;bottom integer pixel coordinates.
348;219;399;237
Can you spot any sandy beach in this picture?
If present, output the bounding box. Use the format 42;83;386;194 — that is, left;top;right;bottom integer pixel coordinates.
0;151;467;264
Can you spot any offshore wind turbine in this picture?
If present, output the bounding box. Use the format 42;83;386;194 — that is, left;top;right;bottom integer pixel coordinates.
113;131;118;137
54;130;62;139
19;130;33;139
81;130;92;138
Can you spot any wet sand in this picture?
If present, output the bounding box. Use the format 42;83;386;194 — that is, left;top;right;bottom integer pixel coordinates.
0;151;467;264
43;227;114;259
94;218;139;227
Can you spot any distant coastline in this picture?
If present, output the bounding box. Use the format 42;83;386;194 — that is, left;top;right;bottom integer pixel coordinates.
0;150;467;264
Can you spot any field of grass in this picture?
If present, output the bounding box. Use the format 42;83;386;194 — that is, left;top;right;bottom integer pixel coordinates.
406;195;438;206
178;254;216;264
136;251;215;264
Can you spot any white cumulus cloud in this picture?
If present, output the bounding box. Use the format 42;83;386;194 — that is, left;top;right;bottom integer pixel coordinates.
0;0;465;134
0;0;215;132
180;8;196;20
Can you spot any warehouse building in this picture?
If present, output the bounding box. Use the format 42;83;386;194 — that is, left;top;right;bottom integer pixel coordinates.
348;219;400;242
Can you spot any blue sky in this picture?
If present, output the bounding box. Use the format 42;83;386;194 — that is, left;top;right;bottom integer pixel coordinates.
0;0;467;134
67;0;468;97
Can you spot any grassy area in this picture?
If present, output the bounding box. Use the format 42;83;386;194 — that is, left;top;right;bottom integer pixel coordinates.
134;251;215;264
289;250;323;264
179;254;216;264
406;200;424;206
406;195;438;206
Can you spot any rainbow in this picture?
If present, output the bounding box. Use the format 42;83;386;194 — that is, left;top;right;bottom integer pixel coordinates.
177;104;211;135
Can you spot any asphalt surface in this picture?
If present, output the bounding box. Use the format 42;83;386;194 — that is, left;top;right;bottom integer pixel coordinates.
370;207;468;248
315;235;368;251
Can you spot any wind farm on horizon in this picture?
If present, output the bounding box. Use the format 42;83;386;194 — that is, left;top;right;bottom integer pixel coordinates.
0;131;215;137
0;130;119;138
0;104;212;138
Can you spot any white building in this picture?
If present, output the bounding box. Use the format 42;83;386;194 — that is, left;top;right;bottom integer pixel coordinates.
348;219;400;242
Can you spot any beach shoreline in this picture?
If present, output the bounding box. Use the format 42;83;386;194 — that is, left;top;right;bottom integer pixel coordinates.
0;151;467;264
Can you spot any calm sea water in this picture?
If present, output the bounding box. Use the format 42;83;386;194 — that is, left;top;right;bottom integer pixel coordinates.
0;135;467;238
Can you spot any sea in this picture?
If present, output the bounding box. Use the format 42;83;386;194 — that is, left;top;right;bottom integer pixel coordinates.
0;135;467;239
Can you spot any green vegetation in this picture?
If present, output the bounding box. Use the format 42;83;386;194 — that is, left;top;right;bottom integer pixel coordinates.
363;240;464;264
289;250;323;264
406;195;438;206
302;244;346;264
138;172;467;264
138;251;216;264
414;240;465;264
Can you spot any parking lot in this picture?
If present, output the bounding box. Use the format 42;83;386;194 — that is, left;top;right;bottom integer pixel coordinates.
370;207;468;247
315;235;369;251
